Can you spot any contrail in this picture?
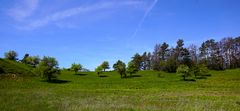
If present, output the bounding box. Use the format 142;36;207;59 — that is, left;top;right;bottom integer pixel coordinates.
130;0;158;39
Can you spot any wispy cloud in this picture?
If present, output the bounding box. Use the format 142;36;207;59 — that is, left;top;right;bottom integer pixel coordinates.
130;0;158;39
8;0;39;21
7;0;145;30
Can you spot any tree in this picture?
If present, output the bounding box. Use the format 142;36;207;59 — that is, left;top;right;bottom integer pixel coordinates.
188;44;198;64
95;65;103;76
127;61;138;76
37;56;60;81
25;56;40;67
132;53;143;70
71;63;82;74
165;56;178;72
160;42;169;61
113;60;126;78
175;39;184;59
101;61;110;71
198;64;209;76
199;39;224;70
142;52;148;70
4;50;18;61
21;53;30;64
152;44;161;70
190;64;209;78
176;64;191;81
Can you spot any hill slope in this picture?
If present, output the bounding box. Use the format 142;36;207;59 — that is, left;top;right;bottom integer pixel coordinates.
0;58;34;76
0;69;239;110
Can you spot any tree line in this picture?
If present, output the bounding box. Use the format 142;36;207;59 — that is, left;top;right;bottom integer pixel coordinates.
127;36;240;72
99;36;240;79
2;36;240;81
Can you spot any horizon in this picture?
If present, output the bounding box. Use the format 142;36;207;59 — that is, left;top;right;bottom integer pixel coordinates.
1;0;240;70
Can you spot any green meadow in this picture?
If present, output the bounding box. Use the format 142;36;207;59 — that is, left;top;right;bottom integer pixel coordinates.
0;69;239;111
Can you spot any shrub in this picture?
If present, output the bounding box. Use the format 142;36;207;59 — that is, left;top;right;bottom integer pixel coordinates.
177;64;191;80
37;56;60;81
4;50;18;61
71;63;82;74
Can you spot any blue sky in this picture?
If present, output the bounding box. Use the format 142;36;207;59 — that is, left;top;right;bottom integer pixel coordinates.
0;0;240;70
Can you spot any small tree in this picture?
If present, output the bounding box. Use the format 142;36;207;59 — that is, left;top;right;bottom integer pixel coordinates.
198;64;209;76
71;63;82;74
24;56;40;67
177;64;190;80
4;50;18;61
113;60;126;78
21;53;29;64
165;56;178;72
37;56;60;81
95;65;103;76
190;64;209;78
101;61;110;71
127;61;138;76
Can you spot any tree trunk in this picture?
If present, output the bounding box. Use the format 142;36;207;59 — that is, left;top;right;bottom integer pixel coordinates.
48;75;51;81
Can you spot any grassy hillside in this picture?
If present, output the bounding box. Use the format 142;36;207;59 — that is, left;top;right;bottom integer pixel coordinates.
0;69;239;110
0;58;34;76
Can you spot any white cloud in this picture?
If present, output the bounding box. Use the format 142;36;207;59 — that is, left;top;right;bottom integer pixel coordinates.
12;0;145;30
8;0;39;21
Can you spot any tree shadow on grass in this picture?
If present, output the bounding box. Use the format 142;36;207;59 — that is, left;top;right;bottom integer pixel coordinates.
180;79;196;82
196;76;207;79
42;79;71;84
99;75;108;78
131;74;142;77
202;74;211;77
236;101;240;105
124;74;142;78
74;73;88;76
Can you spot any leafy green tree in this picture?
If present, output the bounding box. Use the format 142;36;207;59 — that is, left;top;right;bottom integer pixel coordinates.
101;61;109;71
160;42;169;60
175;39;184;59
21;53;29;64
95;65;103;76
132;53;143;70
159;61;166;71
190;64;209;78
127;61;138;76
165;56;178;72
25;56;40;67
176;64;191;80
71;63;82;74
37;56;60;81
198;64;209;76
4;50;18;61
113;60;126;78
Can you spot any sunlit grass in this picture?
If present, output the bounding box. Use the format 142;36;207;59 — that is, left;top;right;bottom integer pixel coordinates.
0;69;240;110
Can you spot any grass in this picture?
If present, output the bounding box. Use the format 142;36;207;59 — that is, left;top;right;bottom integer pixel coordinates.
0;69;240;110
0;59;34;76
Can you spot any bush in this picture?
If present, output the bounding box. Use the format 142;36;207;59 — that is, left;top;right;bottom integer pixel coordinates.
177;64;192;80
190;64;209;78
165;56;178;73
113;60;126;78
71;63;82;74
127;61;138;76
37;56;60;81
4;50;18;61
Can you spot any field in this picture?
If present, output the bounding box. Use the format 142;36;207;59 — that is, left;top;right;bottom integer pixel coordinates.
0;69;240;111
